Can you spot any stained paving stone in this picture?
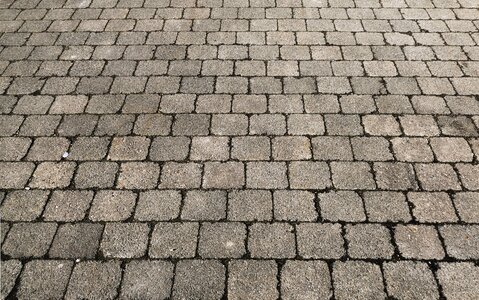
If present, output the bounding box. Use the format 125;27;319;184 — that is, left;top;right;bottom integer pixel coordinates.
120;260;174;300
4;0;479;297
65;261;122;300
49;223;103;259
17;260;73;300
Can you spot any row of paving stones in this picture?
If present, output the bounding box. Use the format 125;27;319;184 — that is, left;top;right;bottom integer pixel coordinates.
2;258;478;300
2;220;479;259
2;29;479;45
1;46;479;63
1;160;479;190
3;0;479;8
3;58;479;78
2;135;478;162
3;76;479;95
1;112;478;138
3;18;479;34
1;189;479;223
3;94;479;114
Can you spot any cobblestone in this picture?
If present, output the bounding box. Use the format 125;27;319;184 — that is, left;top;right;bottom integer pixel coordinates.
2;0;478;297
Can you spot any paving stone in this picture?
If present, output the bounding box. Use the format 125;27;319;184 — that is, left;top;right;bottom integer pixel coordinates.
440;225;479;259
1;260;22;299
430;137;473;162
281;261;332;300
0;190;49;221
199;222;246;258
408;192;458;223
2;222;57;258
395;225;445;259
172;260;225;300
383;261;439;300
17;260;73;300
117;162;160;189
346;224;394;259
42;191;92;221
437;262;479;300
363;191;412;222
49;223;102;259
351;137;393;161
89;190;136;221
320;190;366;222
333;261;385;300
228;190;272;221
100;223;149;258
453;192;479;223
297;223;345;259
149;222;198;258
289;161;332;190
331;161;376;190
416;163;461;191
159;162;202;189
191;136;229;161
374;162;418;191
120;261;174;300
456;164;479;190
108;136;150;161
391;137;434;162
272;136;311;161
246;162;288;189
30;162;75;189
437;116;478;137
231;136;270;161
181;190;226;221
248;223;295;258
135;190;181;221
228;260;278;300
273;190;317;221
66;261;122;300
75;162;118;189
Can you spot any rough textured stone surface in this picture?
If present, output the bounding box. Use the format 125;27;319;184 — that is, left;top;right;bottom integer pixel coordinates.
3;0;479;297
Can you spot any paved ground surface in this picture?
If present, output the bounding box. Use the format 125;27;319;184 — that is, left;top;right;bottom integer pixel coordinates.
1;0;479;299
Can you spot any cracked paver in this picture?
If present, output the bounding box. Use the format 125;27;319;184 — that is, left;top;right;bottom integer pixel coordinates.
1;0;479;299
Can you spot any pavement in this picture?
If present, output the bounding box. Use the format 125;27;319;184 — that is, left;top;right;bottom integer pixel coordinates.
1;0;479;299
